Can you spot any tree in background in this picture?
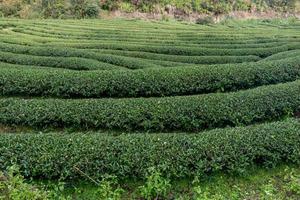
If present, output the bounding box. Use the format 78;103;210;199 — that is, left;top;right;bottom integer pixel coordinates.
41;0;66;18
0;0;298;18
69;0;99;18
265;0;297;12
0;0;22;16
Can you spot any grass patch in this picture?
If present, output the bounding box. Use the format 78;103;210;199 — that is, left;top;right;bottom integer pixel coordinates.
27;164;300;200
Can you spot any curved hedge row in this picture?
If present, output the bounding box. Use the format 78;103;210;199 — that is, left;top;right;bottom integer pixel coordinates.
93;49;262;64
0;43;161;69
0;118;299;180
0;42;265;67
1;57;299;98
48;42;295;57
12;27;283;44
0;51;122;70
263;50;300;61
16;33;285;50
0;80;300;131
0;61;73;71
22;29;299;47
46;38;292;47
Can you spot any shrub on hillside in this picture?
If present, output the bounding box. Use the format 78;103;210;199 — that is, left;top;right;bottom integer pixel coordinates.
69;0;100;18
119;2;134;13
265;0;297;12
41;0;66;18
99;0;119;10
196;16;215;24
83;2;99;18
0;0;22;17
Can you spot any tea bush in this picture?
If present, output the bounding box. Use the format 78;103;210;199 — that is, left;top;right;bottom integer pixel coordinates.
0;80;299;131
1;57;299;98
0;119;299;179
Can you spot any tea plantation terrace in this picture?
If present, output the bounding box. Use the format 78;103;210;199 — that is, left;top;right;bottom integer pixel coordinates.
0;18;299;180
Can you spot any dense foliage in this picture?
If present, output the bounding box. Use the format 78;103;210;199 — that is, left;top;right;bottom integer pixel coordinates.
1;57;299;98
0;80;299;131
0;119;299;180
0;0;299;18
0;18;299;197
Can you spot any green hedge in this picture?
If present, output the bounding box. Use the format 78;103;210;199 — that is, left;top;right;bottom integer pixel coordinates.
18;25;299;45
10;27;289;49
0;51;122;70
0;42;265;67
1;57;299;98
0;80;300;131
0;119;299;180
93;49;261;64
11;27;283;43
45;37;290;47
48;42;294;57
0;61;73;70
262;50;300;61
5;34;292;58
0;43;161;69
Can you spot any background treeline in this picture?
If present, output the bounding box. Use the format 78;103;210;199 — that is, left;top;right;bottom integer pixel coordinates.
0;0;299;19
